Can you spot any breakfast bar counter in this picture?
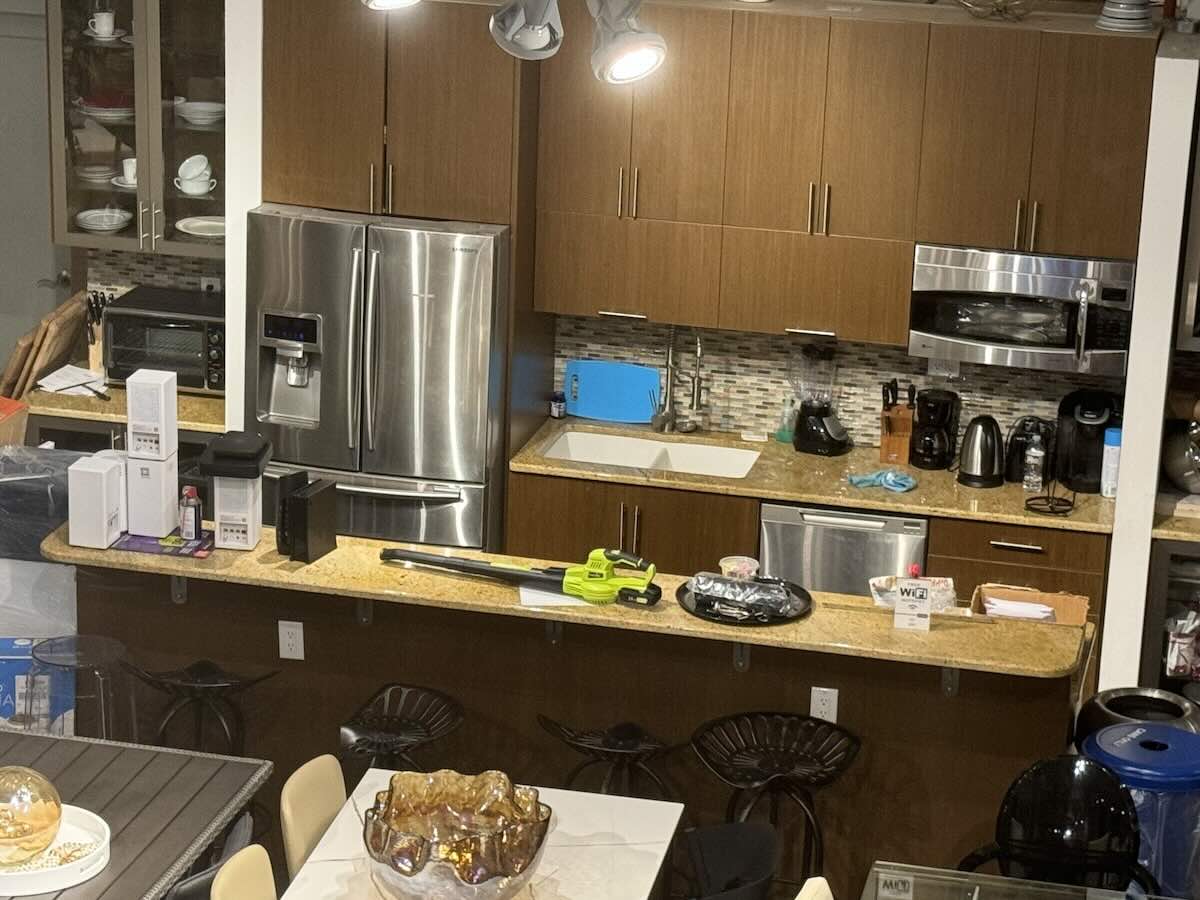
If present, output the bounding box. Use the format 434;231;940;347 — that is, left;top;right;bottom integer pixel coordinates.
41;524;1087;679
25;387;225;435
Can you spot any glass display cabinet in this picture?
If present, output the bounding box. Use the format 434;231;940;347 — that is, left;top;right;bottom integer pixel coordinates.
46;0;225;258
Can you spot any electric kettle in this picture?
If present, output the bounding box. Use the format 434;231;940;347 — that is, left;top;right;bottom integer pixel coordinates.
958;415;1005;488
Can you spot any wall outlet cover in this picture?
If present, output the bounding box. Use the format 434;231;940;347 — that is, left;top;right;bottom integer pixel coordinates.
200;276;222;293
278;620;304;660
811;686;838;723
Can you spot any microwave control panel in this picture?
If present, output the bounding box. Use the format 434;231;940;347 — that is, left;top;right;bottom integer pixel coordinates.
205;323;225;392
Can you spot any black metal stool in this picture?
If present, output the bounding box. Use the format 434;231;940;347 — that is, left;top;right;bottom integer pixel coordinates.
130;659;278;755
538;714;674;798
339;683;463;771
691;712;859;882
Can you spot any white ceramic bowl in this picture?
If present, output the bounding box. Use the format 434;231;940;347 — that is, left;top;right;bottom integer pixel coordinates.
177;155;210;179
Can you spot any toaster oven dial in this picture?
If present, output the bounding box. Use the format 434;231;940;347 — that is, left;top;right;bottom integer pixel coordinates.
209;348;222;362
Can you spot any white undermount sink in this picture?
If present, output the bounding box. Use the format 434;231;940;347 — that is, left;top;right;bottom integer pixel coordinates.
544;431;761;479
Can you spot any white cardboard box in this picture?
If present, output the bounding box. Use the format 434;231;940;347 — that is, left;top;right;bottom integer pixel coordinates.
67;457;123;549
93;449;128;533
214;476;262;550
125;369;178;461
127;454;178;538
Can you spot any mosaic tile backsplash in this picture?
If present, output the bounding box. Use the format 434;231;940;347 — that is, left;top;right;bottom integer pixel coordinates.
554;316;1125;448
86;250;223;297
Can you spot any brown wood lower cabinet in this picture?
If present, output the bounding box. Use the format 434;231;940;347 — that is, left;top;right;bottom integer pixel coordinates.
506;472;758;575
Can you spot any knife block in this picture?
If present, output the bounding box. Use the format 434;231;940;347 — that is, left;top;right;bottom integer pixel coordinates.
880;408;913;465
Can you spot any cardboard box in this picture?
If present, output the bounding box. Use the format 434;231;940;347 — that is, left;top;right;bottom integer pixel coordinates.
0;639;74;735
127;454;178;538
970;583;1090;625
67;456;124;549
126;369;178;460
0;398;28;446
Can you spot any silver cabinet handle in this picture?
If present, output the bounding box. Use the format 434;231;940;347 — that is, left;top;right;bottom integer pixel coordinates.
346;247;363;450
363;248;381;452
821;183;831;235
598;310;648;320
386;164;394;215
137;204;148;250
785;328;836;338
369;163;376;214
338;484;461;502
989;540;1045;553
151;206;162;249
807;182;816;235
619;501;627;551
632;505;642;555
1012;198;1024;251
617;166;625;218
631;167;639;219
1027;200;1040;252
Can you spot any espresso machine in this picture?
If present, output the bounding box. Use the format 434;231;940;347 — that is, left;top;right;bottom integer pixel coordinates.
790;343;851;456
1056;389;1122;493
909;389;960;469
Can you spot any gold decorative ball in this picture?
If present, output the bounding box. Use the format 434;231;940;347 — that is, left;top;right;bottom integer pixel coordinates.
0;767;62;866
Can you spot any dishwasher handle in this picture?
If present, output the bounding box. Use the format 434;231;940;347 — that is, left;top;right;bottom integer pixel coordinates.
800;512;888;530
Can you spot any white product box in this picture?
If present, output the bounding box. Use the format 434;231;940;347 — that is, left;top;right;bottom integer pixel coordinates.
127;454;178;538
67;457;123;549
125;369;178;460
214;476;262;550
93;449;128;533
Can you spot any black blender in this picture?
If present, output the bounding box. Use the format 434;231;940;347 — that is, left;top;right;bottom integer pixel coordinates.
790;343;851;456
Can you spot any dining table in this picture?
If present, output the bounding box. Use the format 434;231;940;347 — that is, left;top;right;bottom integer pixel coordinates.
283;767;686;899
0;730;272;900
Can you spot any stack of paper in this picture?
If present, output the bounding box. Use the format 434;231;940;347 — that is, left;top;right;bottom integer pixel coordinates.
983;597;1056;622
36;364;107;397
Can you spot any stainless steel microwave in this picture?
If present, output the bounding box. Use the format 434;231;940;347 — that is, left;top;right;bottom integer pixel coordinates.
909;244;1135;376
102;286;225;394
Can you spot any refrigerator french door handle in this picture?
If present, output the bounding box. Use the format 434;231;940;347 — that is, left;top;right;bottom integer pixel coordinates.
346;247;364;450
363;248;381;452
337;484;462;502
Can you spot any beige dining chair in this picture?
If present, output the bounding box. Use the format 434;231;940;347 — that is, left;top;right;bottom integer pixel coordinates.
795;876;835;900
280;753;347;878
211;844;276;900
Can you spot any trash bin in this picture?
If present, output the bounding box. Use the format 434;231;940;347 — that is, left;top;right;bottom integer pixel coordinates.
1084;723;1200;900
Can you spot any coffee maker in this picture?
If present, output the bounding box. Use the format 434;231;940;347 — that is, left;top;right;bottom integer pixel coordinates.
909;389;960;469
1056;390;1122;493
790;343;851;456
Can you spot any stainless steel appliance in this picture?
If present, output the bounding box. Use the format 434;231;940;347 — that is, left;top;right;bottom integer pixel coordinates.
245;203;508;549
909;245;1135;376
760;504;927;597
102;286;225;394
957;415;1005;488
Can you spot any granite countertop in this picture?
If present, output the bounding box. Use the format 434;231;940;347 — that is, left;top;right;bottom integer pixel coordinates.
1152;514;1200;544
510;419;1117;535
25;386;225;435
41;524;1086;679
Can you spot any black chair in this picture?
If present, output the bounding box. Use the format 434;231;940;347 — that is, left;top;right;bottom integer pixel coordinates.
339;683;463;771
163;811;253;900
958;755;1161;894
687;822;778;900
538;714;674;798
691;712;860;883
130;659;277;755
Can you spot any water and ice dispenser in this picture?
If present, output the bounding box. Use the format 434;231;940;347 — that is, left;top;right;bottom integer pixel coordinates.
256;312;322;427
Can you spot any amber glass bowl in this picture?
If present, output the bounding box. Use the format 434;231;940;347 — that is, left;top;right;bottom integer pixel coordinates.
0;767;62;866
363;769;551;900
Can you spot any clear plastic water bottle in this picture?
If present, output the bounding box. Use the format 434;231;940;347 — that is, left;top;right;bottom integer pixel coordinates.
1023;434;1045;493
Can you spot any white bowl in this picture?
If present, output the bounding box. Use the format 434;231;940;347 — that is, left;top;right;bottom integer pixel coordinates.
177;101;224;121
178;154;210;179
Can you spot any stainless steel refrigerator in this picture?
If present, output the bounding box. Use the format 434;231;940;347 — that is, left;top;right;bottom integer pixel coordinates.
245;203;508;549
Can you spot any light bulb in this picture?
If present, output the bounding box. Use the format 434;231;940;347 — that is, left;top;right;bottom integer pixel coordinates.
606;44;664;82
361;0;421;9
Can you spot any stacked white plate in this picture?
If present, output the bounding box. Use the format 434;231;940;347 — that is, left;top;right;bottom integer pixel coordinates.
76;100;135;122
75;208;133;234
1097;0;1154;31
175;215;225;239
76;164;118;184
176;101;225;125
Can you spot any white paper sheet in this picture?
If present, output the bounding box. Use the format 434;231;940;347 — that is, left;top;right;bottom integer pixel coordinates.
519;585;589;607
36;365;107;397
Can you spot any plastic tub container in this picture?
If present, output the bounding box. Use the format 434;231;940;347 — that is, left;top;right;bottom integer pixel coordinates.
718;556;759;580
1084;723;1200;900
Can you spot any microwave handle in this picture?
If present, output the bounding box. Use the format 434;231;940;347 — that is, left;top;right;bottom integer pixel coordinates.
1075;280;1096;364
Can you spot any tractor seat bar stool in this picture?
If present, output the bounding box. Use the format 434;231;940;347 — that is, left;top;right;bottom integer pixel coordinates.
538;714;674;798
339;683;464;771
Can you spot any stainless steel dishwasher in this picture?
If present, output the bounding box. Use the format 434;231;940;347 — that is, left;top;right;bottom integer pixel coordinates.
759;504;928;596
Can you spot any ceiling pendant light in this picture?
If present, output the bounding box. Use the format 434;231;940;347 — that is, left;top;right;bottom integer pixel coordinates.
586;0;666;84
361;0;421;10
490;0;564;59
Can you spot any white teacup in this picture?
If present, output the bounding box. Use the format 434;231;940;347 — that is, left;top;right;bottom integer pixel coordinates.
178;154;210;180
175;176;217;196
122;158;137;184
89;11;115;35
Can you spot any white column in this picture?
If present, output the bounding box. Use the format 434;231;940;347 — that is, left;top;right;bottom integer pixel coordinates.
223;0;263;432
1101;34;1199;689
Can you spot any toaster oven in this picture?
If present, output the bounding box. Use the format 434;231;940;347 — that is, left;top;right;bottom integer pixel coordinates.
102;286;225;394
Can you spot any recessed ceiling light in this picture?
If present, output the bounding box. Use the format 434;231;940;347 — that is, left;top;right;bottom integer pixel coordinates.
490;0;564;60
361;0;420;9
587;0;667;84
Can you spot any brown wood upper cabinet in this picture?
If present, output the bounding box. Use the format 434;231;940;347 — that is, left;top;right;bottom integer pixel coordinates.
1027;33;1155;259
917;26;1040;250
263;0;386;214
537;3;732;225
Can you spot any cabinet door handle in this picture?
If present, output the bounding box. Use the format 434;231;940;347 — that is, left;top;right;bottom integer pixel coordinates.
617;166;625;218
369;163;376;214
821;183;831;236
989;540;1045;554
785;328;837;339
137;203;148;250
1027;201;1040;252
1012;198;1024;250
598;310;648;320
151;206;162;249
632;505;642;555
386;164;394;214
619;501;627;551
807;182;816;235
631;167;640;219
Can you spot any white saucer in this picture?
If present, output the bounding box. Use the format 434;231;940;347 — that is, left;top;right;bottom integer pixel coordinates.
175;215;225;238
120;35;134;45
110;176;137;190
84;27;126;41
75;208;133;234
76;165;118;183
1096;16;1154;29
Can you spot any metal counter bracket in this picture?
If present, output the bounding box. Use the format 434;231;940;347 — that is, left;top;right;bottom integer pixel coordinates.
356;599;374;626
546;621;563;646
941;667;960;697
170;576;187;605
733;643;751;673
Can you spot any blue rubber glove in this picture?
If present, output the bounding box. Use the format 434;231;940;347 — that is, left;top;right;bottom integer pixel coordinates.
847;469;917;493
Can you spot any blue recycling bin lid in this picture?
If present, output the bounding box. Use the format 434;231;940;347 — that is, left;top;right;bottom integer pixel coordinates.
1084;723;1200;791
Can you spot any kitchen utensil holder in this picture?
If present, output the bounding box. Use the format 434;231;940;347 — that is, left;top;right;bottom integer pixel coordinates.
880;408;913;465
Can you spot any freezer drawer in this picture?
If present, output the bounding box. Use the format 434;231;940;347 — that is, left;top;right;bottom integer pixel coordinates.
265;463;488;549
759;504;927;597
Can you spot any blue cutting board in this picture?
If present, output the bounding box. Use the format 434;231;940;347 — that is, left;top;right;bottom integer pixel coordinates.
564;360;660;424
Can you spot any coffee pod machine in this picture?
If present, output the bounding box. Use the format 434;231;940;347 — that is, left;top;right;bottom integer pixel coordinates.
909;389;960;470
1056;389;1122;493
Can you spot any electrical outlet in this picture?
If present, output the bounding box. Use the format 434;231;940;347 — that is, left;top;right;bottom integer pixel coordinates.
278;620;304;660
811;686;838;723
200;276;222;293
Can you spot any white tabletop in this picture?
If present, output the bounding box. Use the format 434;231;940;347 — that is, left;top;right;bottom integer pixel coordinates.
282;768;684;900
